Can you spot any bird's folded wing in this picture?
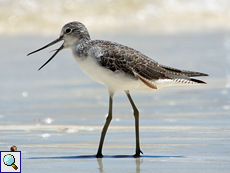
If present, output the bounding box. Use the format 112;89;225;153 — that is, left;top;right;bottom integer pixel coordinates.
92;41;166;80
159;64;208;77
92;40;207;86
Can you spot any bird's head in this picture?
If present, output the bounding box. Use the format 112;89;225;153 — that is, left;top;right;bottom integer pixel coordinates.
27;21;90;70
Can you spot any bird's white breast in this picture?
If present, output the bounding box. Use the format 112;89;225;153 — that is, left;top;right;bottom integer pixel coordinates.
73;53;152;93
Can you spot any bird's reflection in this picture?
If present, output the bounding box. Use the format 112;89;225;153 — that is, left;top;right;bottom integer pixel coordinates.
97;157;143;173
97;158;104;173
135;158;142;173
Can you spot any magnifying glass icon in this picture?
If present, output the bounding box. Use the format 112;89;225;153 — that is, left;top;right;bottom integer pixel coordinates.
3;154;18;170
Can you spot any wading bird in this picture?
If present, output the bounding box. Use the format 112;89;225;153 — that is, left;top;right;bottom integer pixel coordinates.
28;21;208;157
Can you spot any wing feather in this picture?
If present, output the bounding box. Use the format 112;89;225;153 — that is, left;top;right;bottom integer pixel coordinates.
90;40;207;86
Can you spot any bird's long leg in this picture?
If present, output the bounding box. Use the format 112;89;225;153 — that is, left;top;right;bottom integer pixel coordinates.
125;90;143;157
96;92;114;158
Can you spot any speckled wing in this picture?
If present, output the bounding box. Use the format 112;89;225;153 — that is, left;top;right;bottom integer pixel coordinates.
91;40;166;80
90;40;207;88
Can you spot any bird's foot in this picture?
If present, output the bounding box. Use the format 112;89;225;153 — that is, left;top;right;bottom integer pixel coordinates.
96;153;103;158
133;149;143;158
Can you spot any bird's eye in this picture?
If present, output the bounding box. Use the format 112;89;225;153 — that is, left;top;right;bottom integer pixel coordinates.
65;28;72;33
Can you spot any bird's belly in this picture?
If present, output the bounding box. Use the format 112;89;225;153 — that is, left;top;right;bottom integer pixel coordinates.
74;55;151;92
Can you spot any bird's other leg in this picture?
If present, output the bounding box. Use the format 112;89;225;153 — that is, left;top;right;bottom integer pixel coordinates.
125;90;143;157
96;92;114;158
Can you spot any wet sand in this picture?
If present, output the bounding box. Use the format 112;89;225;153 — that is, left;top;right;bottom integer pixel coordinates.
0;31;230;172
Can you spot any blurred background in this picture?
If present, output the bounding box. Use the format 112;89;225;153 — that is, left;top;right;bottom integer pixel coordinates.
1;0;230;35
0;0;230;172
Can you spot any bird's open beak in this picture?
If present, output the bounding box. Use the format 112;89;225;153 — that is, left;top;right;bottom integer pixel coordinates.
27;36;63;70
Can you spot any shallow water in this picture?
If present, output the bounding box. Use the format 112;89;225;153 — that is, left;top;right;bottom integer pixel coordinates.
0;31;230;172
